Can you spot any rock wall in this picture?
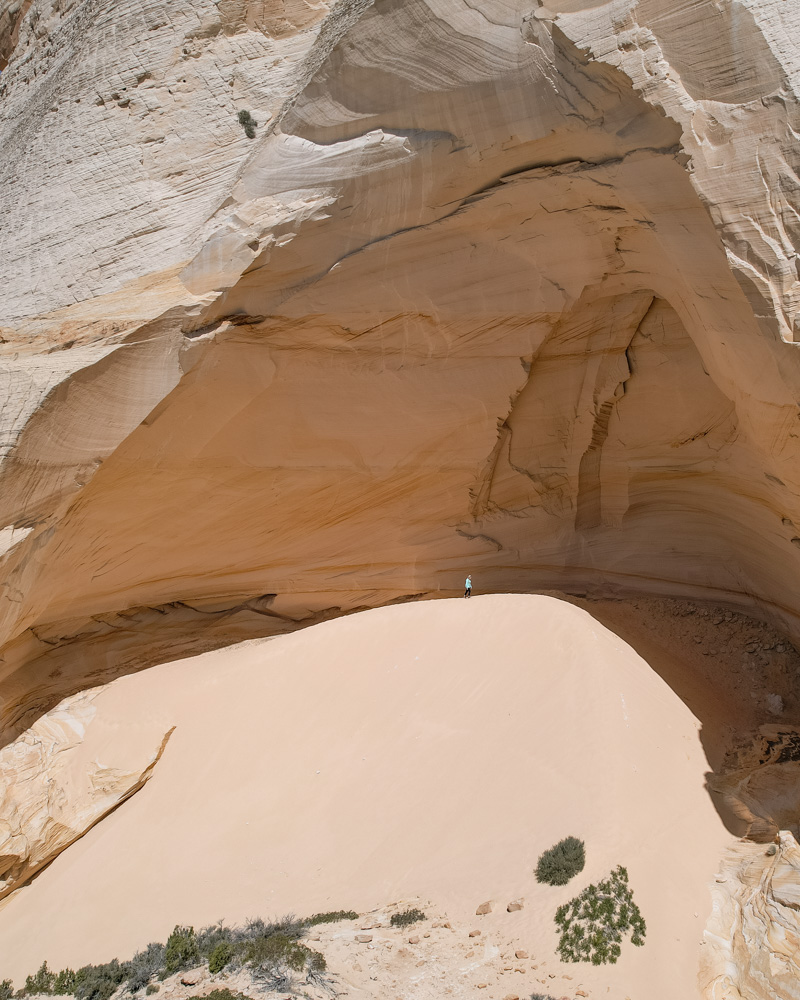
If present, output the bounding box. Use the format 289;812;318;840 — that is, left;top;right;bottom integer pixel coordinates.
2;0;800;730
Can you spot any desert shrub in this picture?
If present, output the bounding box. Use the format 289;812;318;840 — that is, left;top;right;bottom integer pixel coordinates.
236;110;257;139
25;963;56;995
305;910;358;926
535;836;586;886
162;927;200;977
555;865;646;965
127;943;165;992
207;944;235;975
241;924;325;980
234;916;304;944
74;960;128;1000
196;924;235;960
306;951;326;975
187;992;248;1000
243;934;307;973
390;908;426;928
52;970;77;996
257;968;294;993
17;964;76;997
530;994;557;1000
12;910;336;999
207;915;326;978
196;924;238;974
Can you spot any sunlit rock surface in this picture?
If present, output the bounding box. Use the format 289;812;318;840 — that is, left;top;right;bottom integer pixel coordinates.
2;0;800;726
0;688;171;900
702;832;800;1000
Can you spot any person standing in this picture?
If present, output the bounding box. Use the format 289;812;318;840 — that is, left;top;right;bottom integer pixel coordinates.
464;574;472;598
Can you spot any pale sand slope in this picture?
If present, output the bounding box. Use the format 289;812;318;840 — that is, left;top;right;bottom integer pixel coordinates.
0;595;732;998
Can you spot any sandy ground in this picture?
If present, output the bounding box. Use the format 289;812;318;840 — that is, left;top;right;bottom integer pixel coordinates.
0;595;733;998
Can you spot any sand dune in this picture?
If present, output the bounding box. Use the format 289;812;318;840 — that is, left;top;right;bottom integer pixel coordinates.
0;595;731;998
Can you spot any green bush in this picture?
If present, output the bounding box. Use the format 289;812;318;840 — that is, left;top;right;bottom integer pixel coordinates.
163;927;199;977
74;960;127;1000
535;836;586;886
52;970;77;996
187;991;248;1000
196;924;234;960
25;963;55;995
207;943;235;975
236;110;257;139
243;934;306;973
389;908;426;928
11;910;340;997
555;865;646;965
305;910;358;926
20;962;74;996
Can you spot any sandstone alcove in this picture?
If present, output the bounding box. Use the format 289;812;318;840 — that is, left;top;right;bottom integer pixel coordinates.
3;0;800;997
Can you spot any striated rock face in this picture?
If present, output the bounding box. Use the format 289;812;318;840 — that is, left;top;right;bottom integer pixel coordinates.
0;688;171;900
710;726;800;843
702;832;800;1000
1;2;800;725
5;7;800;996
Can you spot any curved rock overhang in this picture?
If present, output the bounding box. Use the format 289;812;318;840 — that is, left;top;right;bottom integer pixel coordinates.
1;0;800;736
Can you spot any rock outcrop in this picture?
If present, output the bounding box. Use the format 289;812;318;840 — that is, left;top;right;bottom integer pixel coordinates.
710;726;800;843
0;688;172;900
702;832;800;1000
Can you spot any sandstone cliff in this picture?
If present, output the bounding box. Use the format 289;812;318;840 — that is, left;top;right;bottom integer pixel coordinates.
1;0;800;734
3;5;800;998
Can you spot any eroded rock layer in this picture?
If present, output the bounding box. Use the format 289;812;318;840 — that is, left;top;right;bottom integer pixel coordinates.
0;688;171;899
702;832;800;1000
2;3;800;729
